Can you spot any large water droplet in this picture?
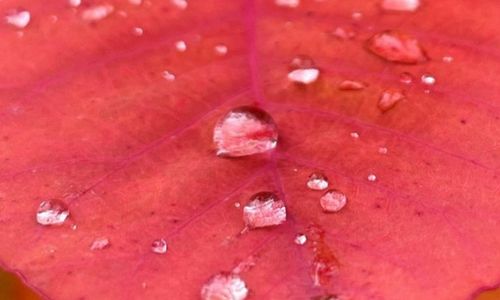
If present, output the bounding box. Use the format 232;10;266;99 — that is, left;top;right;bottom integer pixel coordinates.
366;31;427;64
81;5;114;22
275;0;300;8
90;237;110;250
213;106;278;157
378;89;405;112
36;199;70;226
288;55;319;84
151;239;168;254
5;10;30;29
243;192;286;228
201;273;248;300
381;0;420;12
320;190;347;213
338;80;366;91
294;234;307;245
307;173;329;191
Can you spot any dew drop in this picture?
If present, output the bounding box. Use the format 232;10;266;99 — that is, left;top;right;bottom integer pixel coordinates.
399;72;414;84
81;5;114;22
90;237;110;250
151;239;168;254
201;273;248;300
36;200;70;226
5;10;30;29
367;174;377;182
307;172;329;191
171;0;188;10
294;234;307;245
442;55;454;63
243;192;286;228
275;0;300;8
175;40;187;52
288;55;319;84
381;0;420;12
378;89;405;112
213;106;278;157
132;27;144;36
214;44;228;56
68;0;81;7
338;80;366;91
366;31;428;64
320;190;347;213
421;74;436;85
331;26;356;40
378;147;388;154
350;132;360;139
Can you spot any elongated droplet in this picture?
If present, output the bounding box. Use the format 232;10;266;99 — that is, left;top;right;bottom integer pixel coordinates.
381;0;420;12
132;27;144;36
442;55;454;63
36;200;70;226
399;72;414;84
214;44;228;56
5;10;30;29
151;239;168;254
288;55;319;84
320;190;347;213
243;192;286;228
378;147;388;154
81;5;114;21
129;0;142;5
90;237;110;250
213;106;278;157
201;273;248;300
366;31;427;64
307;173;329;191
338;80;366;91
295;234;307;245
275;0;300;8
421;74;436;85
378;89;405;112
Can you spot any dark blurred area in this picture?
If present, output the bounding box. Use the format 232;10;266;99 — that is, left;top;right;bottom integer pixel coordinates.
0;269;40;300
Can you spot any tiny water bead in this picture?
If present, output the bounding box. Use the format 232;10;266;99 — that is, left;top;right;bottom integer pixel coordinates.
81;4;114;22
288;55;319;85
442;55;454;63
332;26;356;40
213;106;278;157
68;0;81;7
214;44;228;56
367;174;377;182
151;239;168;254
350;132;360;139
307;172;329;191
275;0;300;8
399;72;414;84
132;27;144;36
162;70;176;81
378;147;388;154
381;0;420;12
90;237;110;250
366;31;427;64
294;234;307;245
320;190;347;213
243;192;286;228
36;200;70;226
421;74;436;85
5;10;30;29
129;0;142;5
378;89;405;112
171;0;188;10
175;40;187;52
338;80;366;91
201;273;248;300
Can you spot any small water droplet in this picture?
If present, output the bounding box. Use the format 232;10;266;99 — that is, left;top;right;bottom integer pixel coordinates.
36;200;70;226
378;89;405;112
213;106;278;157
378;147;388;154
71;224;78;230
81;5;114;22
338;80;366;91
243;192;286;228
442;55;454;63
288;55;319;84
307;173;329;191
5;10;30;29
367;174;377;182
381;0;420;12
129;0;143;5
351;11;363;21
162;70;176;81
171;0;188;10
234;202;241;208
275;0;300;8
214;44;228;56
132;27;144;36
68;0;81;7
421;74;436;85
399;72;414;84
175;40;187;52
90;237;110;250
151;239;168;254
350;132;360;139
366;30;428;64
320;190;347;213
294;234;307;245
331;26;356;40
201;273;248;300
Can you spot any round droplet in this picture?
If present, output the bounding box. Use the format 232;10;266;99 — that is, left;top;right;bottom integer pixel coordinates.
307;173;329;191
350;132;360;139
81;5;114;22
132;27;144;36
90;237;110;250
366;31;428;64
381;0;420;12
275;0;300;8
171;0;188;10
214;44;228;56
288;55;319;84
378;147;388;154
294;234;307;245
151;239;168;254
243;192;286;228
69;0;81;7
367;174;377;182
175;40;187;52
5;10;30;29
421;74;436;85
201;273;248;300
320;190;347;213
338;80;366;91
213;106;278;157
399;72;414;84
36;200;70;226
162;70;176;81
378;89;405;112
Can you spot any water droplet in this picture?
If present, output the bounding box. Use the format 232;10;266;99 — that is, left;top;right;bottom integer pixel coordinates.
132;27;144;36
307;173;329;191
214;44;228;56
378;147;388;154
399;72;414;84
81;5;114;22
288;55;319;84
243;192;286;228
175;40;187;52
421;74;436;85
71;224;78;230
151;239;167;254
275;0;300;8
213;106;278;157
367;174;377;182
294;234;307;245
366;31;428;64
171;0;188;10
90;237;110;250
381;0;420;12
68;0;81;7
338;80;366;91
351;11;363;21
129;0;143;5
442;55;454;63
5;10;30;29
331;26;356;40
36;200;70;226
201;273;248;300
162;70;176;81
320;190;347;213
378;89;405;112
350;132;360;139
234;202;241;208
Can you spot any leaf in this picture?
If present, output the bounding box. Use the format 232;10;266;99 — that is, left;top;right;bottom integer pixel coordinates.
0;0;499;299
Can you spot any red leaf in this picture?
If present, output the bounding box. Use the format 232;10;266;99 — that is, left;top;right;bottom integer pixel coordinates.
1;0;499;299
